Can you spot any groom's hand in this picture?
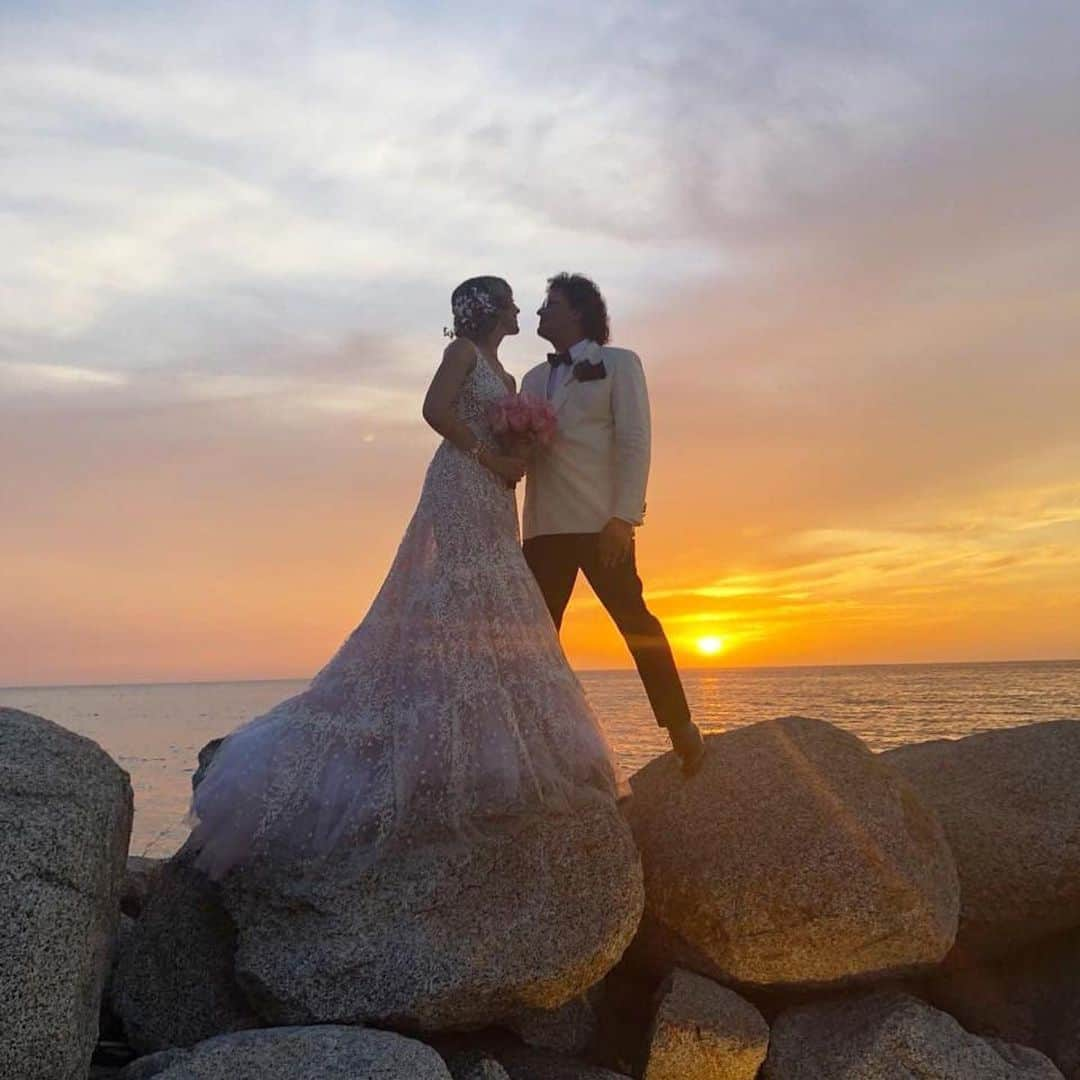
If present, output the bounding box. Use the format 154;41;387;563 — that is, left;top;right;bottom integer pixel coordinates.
598;517;634;567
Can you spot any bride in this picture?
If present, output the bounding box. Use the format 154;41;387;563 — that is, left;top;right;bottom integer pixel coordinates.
184;277;623;880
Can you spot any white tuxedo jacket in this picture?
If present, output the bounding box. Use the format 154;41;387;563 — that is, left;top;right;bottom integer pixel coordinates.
521;340;651;540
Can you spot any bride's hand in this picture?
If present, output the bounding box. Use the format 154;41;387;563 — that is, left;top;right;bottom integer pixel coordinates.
487;453;527;487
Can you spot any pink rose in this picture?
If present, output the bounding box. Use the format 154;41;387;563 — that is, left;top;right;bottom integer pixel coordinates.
488;392;559;450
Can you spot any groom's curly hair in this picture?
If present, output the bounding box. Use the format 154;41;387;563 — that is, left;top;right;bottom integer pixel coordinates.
547;273;610;345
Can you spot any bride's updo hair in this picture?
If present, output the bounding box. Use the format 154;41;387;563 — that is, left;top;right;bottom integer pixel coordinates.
449;276;510;341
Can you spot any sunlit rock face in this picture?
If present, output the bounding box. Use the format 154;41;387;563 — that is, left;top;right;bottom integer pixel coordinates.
625;715;959;989
761;991;1065;1079
883;719;1080;956
643;968;768;1080
0;707;133;1080
221;800;644;1032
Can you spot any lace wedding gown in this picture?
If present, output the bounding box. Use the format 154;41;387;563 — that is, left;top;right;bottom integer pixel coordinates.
185;347;622;880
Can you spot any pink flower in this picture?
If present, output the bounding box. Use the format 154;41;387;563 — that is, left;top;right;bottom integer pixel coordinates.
487;392;559;451
507;404;531;433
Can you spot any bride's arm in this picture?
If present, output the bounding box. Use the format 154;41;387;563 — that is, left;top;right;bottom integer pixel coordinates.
422;339;484;451
422;340;525;485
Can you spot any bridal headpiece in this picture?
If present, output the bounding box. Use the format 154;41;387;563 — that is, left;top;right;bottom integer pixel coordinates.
446;278;505;338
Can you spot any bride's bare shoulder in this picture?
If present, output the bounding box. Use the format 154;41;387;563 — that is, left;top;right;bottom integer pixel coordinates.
443;337;476;360
439;337;479;376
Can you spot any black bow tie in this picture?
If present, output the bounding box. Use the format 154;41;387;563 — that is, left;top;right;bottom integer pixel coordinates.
547;351;573;367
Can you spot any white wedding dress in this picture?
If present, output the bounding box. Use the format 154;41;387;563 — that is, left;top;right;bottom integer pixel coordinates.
185;347;622;880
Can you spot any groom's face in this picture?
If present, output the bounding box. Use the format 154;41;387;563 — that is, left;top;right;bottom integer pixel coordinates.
536;287;582;345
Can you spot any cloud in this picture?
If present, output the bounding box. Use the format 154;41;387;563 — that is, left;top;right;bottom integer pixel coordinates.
1;2;943;369
2;0;1079;680
6;1;1075;381
0;361;128;389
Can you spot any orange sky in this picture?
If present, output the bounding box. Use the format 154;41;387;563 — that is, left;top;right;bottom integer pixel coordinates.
2;3;1078;686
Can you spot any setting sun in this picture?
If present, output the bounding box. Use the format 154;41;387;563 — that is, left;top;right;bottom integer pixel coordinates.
696;635;726;657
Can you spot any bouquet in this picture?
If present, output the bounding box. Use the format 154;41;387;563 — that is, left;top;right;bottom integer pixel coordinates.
486;392;558;459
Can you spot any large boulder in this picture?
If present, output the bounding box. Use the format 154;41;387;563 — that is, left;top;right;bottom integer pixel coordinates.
761;990;1064;1078
0;707;133;1080
923;925;1080;1078
112;852;259;1052
222;801;643;1030
625;716;959;988
883;719;1080;955
643;968;768;1080
117;1025;451;1079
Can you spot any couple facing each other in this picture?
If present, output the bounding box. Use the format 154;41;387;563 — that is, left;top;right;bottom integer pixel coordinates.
184;272;705;881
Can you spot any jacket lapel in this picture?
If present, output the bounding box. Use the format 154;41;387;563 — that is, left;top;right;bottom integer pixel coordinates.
550;368;574;415
550;342;600;415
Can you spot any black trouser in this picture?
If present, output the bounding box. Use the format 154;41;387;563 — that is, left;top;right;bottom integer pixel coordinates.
523;531;691;730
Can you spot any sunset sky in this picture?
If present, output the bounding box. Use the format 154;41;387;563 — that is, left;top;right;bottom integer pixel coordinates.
3;1;1078;686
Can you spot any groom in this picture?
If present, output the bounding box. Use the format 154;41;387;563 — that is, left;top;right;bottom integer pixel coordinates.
521;273;706;776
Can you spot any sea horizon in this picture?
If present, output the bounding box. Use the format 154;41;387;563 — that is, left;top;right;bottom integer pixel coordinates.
5;658;1078;857
4;655;1079;694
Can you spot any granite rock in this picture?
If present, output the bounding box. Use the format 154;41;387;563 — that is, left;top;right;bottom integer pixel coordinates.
643;968;768;1080
112;852;258;1052
0;707;133;1080
884;719;1080;954
626;716;959;987
118;1025;451;1079
923;925;1080;1078
223;802;643;1030
761;990;1064;1078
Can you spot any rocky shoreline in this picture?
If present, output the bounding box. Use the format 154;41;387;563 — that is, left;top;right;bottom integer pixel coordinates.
3;705;1079;1078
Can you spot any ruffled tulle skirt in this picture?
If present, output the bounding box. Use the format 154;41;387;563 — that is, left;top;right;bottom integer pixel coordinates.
184;440;623;880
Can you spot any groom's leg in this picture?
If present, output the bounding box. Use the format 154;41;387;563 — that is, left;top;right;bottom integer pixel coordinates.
523;533;581;631
579;537;692;730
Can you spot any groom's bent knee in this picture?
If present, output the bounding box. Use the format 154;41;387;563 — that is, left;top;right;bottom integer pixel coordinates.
608;601;664;641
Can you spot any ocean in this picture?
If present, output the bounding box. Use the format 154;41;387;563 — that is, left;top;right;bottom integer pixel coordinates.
3;660;1077;858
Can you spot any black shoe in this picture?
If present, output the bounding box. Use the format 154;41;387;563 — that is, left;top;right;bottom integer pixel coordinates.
669;720;706;777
